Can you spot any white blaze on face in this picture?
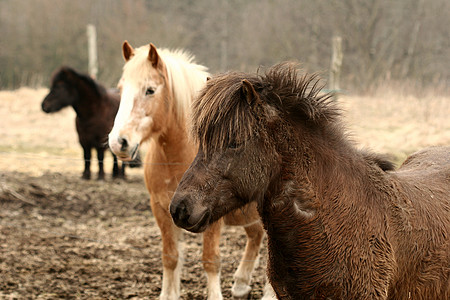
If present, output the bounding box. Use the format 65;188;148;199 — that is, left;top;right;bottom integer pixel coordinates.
108;82;138;153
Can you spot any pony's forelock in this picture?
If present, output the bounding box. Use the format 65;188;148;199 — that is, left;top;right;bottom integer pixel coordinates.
191;72;259;155
190;62;338;155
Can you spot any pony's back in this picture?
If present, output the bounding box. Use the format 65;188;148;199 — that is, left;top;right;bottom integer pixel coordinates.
387;146;449;299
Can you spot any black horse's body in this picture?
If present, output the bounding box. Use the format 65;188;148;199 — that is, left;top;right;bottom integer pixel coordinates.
42;67;140;179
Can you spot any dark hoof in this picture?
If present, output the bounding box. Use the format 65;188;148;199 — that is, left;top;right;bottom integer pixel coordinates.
112;173;126;180
82;173;91;180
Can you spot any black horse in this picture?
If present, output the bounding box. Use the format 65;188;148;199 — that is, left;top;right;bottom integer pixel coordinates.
41;66;140;180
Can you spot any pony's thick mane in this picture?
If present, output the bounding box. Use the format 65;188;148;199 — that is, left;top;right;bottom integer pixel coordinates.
54;66;105;97
122;45;209;122
192;62;337;154
263;62;337;124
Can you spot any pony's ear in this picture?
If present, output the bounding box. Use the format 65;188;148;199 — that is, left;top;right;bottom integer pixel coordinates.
241;79;259;106
148;43;161;69
122;41;134;61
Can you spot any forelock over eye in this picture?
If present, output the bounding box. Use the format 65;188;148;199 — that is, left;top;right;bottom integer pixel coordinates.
145;87;155;95
228;141;239;149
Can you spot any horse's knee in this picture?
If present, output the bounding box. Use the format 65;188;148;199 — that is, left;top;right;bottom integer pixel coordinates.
245;222;265;243
202;253;221;274
162;250;180;270
202;220;223;274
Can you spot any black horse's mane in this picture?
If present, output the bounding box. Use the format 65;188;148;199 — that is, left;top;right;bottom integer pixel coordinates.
52;66;105;97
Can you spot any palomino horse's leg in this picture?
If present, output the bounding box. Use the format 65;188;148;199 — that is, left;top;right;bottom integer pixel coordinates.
96;147;105;180
202;219;224;300
231;221;265;298
82;145;91;180
151;195;183;300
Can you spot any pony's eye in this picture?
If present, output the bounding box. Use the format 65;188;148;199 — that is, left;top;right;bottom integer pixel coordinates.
228;142;239;149
145;87;155;96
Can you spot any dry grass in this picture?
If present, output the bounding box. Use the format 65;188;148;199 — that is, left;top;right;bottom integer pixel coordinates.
340;90;450;164
0;87;140;176
1;87;449;172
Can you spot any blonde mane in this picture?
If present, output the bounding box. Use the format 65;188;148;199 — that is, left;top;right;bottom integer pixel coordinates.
121;45;209;123
160;48;209;120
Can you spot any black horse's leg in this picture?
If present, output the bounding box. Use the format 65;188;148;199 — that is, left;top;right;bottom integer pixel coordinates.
120;159;126;178
82;146;91;180
97;148;105;180
112;153;120;178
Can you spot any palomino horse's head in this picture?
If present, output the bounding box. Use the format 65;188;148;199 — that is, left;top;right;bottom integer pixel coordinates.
108;41;208;161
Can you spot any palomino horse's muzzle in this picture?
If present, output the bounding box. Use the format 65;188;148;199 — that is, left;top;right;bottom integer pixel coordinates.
109;135;139;161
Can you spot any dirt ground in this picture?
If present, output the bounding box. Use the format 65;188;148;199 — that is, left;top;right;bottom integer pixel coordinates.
0;88;449;299
0;88;270;299
0;171;269;299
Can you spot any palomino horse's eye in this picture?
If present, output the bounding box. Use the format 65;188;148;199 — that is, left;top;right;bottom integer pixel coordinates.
145;87;155;96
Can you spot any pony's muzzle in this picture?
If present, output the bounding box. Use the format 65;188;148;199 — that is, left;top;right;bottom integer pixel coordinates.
170;194;210;233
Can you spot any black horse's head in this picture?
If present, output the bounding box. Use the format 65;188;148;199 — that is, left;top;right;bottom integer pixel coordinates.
41;67;79;113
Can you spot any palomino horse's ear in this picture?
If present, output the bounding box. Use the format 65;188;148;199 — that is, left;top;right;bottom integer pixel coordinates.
122;41;135;61
148;43;161;69
241;79;259;106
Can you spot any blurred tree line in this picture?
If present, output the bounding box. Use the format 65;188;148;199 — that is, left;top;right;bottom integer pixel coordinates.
0;0;448;92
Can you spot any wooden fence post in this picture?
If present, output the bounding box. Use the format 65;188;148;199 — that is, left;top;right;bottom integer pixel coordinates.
87;24;98;79
220;0;228;72
329;36;343;99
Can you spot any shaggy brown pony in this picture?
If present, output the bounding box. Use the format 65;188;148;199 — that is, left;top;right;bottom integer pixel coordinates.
170;62;450;299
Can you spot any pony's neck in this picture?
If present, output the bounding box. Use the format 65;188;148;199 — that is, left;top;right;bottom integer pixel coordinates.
261;124;369;297
162;126;190;158
262;121;366;229
155;109;194;165
71;78;103;118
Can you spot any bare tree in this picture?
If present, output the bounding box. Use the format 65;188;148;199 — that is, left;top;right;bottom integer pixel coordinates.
0;0;448;92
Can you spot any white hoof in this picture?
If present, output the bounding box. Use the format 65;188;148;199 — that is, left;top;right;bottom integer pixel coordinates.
159;293;179;300
232;281;252;298
207;290;224;300
261;281;277;300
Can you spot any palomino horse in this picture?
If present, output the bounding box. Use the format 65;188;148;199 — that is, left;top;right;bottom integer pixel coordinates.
108;42;274;299
170;62;450;299
41;67;140;180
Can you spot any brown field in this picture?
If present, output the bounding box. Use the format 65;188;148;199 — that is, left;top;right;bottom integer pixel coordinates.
1;87;449;299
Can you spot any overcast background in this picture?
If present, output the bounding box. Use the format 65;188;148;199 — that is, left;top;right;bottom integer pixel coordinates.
1;0;448;93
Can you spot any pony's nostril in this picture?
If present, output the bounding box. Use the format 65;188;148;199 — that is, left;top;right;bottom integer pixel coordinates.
118;136;128;151
177;202;187;221
170;198;190;225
